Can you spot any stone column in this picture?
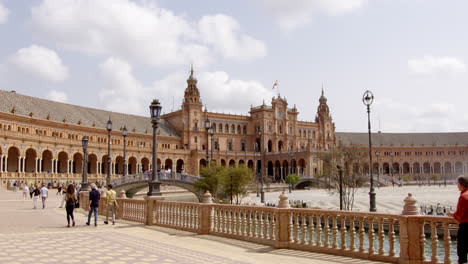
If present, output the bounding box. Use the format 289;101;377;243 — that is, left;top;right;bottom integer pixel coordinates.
34;158;38;173
137;163;141;173
199;191;213;235
38;158;42;172
0;155;3;172
400;193;424;263
4;155;8;172
276;191;290;248
18;156;21;173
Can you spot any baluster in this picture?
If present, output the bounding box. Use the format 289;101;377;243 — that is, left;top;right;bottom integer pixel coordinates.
233;209;238;235
253;210;258;238
259;210;264;239
179;205;183;227
214;208;219;232
368;217;375;254
272;212;277;241
248;210;253;238
332;215;338;249
378;217;385;255
389;218;396;257
308;215;315;246
227;208;232;234
188;206;193;229
224;208;229;234
316;215;322;247
324;215;330;248
301;214;307;244
264;211;270;240
210;207;215;232
219;208;224;233
341;215;347;250
350;216;356;251
420;221;426;262
359;217;365;253
431;221;438;263
295;213;301;243
289;212;294;243
444;222;452;264
240;210;245;236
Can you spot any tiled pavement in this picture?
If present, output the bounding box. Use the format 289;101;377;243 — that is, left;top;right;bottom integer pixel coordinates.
0;189;387;264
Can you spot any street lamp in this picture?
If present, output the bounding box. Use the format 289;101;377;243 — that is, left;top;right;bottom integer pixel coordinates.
362;90;376;212
390;151;395;187
258;127;265;203
148;99;162;196
375;151;380;188
209;126;215;164
106;118;112;186
81;136;89;191
336;164;343;210
204;118;211;167
123;125;128;177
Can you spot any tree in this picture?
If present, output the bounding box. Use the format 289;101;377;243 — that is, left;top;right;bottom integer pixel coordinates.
220;165;254;204
285;174;300;193
194;164;226;201
318;144;367;210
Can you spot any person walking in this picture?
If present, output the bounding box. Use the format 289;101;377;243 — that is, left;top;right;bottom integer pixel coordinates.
22;185;29;200
32;185;40;209
40;184;48;209
65;184;77;227
29;184;34;199
104;184;118;225
447;175;468;264
86;183;100;227
59;186;67;208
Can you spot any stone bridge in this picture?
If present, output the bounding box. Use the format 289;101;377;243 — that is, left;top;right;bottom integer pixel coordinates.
112;172;202;200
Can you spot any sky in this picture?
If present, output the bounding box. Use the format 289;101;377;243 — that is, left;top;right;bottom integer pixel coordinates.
0;0;467;133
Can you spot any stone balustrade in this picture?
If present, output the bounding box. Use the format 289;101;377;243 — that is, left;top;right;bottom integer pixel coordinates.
79;191;459;264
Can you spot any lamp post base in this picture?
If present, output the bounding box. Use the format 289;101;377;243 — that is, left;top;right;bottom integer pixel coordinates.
147;181;162;196
260;190;265;204
369;190;376;212
80;182;89;191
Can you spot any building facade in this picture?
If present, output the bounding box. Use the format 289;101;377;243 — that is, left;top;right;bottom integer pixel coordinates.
0;69;336;188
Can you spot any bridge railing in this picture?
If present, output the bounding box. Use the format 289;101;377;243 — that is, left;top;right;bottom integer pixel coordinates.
79;192;458;264
112;172;201;187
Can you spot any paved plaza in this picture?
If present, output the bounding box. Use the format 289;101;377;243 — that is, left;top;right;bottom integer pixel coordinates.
0;189;387;264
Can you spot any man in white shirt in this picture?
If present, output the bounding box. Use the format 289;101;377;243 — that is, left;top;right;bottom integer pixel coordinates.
40;184;48;209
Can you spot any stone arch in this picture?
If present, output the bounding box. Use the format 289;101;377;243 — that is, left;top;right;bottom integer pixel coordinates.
228;159;235;167
392;162;400;174
268;140;273;152
219;123;223;133
372;162;379;174
164;159;173;171
176;159;184;173
274;160;281;181
298;159;306;176
243;125;247;134
230;124;235;134
102;155;110;175
238;160;245;166
221;159;226;167
282;160;289;176
73;152;83;174
57;151;68;173
42;150;53;173
247;160;254;169
403;162;410;174
423;162;431;174
267;161;274;177
141;157;150;172
434;162;441;174
115;156;124;174
199;159;207;169
25;148;37;173
278;140;283;152
237;125;241;134
291;159;297;174
413;162;420;174
382;162;390;174
7;146;20;172
444;162;452;174
128;156;137;174
456;161;463;174
88;154;98;174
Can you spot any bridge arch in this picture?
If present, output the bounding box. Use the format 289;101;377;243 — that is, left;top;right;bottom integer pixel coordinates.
25;148;37;173
228;159;235;167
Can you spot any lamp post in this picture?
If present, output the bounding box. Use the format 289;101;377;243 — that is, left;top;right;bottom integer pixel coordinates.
106;118;112;186
209;127;214;164
336;164;343;210
258;127;265;203
81;136;89;191
148;99;162;196
390;151;395;187
362;90;376;212
204;118;211;167
375;151;380;188
123;125;128;177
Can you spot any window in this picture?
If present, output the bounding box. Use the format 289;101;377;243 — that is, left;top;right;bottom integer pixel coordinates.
219;123;222;133
231;124;235;134
237;125;241;134
213;123;217;133
241;142;245;151
225;124;229;133
228;141;233;151
194;136;197;143
243;125;247;134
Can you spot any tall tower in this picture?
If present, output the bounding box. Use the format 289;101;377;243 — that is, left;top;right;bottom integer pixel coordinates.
182;65;203;150
315;88;335;149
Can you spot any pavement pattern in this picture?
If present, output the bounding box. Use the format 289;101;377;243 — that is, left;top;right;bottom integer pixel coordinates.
0;188;388;264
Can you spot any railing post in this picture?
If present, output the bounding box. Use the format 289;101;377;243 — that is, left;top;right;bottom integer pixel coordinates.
116;198;124;220
199;191;213;234
144;196;164;226
399;193;424;264
79;191;90;211
276;191;291;248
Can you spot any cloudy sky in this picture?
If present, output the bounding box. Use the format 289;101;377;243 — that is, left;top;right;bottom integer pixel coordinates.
0;0;467;133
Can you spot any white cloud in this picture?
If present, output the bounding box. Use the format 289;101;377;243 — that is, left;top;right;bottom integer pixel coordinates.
97;57;273;116
260;0;366;31
198;15;267;62
0;2;9;24
9;45;69;82
408;56;466;75
31;0;266;66
47;90;68;102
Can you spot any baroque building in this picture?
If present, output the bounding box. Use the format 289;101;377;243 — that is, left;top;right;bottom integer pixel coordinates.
0;69;335;188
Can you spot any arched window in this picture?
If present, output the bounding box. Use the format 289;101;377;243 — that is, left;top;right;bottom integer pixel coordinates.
231;124;235;133
212;123;217;133
219;123;223;133
225;124;229;133
237;125;241;134
243;125;247;134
